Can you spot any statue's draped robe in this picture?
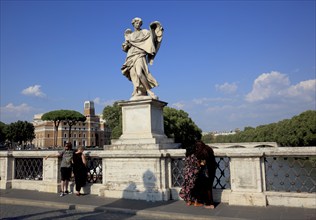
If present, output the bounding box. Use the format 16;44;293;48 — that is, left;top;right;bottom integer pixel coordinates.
121;29;158;93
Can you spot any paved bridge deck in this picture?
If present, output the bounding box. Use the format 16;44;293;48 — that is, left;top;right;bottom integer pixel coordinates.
1;189;315;220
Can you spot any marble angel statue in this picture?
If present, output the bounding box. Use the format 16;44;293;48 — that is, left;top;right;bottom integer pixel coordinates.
121;17;164;100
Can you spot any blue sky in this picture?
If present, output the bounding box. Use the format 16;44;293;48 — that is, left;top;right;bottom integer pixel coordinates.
1;0;315;132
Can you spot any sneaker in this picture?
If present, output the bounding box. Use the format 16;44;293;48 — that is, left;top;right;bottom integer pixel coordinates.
65;190;72;194
60;192;65;197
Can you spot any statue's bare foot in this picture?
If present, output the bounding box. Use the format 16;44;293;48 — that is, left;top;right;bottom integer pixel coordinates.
132;88;145;97
147;90;158;100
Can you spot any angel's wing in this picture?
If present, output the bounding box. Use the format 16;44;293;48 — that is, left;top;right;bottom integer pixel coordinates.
124;28;132;41
148;21;164;64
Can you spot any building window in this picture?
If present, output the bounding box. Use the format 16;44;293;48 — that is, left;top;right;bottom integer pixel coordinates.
64;133;67;138
47;134;50;138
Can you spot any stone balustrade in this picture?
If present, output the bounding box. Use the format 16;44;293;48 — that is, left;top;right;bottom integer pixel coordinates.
0;146;315;208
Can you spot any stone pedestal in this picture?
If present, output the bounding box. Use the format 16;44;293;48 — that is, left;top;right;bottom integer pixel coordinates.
101;98;180;201
109;98;180;150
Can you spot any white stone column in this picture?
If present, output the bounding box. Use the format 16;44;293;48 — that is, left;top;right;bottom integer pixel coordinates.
42;157;60;192
0;152;14;189
229;153;267;206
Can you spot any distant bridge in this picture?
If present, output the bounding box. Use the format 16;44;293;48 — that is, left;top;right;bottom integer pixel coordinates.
206;142;278;148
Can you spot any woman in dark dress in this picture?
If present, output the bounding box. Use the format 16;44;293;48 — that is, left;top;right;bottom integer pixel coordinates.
194;141;216;209
179;145;200;206
73;146;87;196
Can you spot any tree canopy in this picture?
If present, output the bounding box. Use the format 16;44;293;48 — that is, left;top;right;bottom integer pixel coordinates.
63;110;86;142
204;110;316;147
163;107;202;149
102;102;122;139
42;109;86;146
0;121;7;144
4;120;35;146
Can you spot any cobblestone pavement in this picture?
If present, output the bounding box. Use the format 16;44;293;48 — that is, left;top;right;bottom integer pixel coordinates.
0;204;168;220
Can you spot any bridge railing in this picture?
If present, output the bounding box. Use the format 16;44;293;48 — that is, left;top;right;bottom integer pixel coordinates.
165;146;315;208
0;146;315;208
171;157;231;189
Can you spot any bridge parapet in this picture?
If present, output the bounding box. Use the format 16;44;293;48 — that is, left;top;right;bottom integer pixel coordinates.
0;146;315;208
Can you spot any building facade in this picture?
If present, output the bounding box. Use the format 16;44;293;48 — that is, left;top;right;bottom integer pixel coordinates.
33;101;111;148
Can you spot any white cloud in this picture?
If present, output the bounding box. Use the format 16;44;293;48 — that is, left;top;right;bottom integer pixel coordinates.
93;97;115;106
180;71;315;132
282;79;316;102
171;102;185;109
245;72;315;105
205;104;240;113
93;97;102;105
245;71;290;102
215;82;238;94
22;85;46;97
0;103;36;123
193;97;233;105
1;103;33;115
